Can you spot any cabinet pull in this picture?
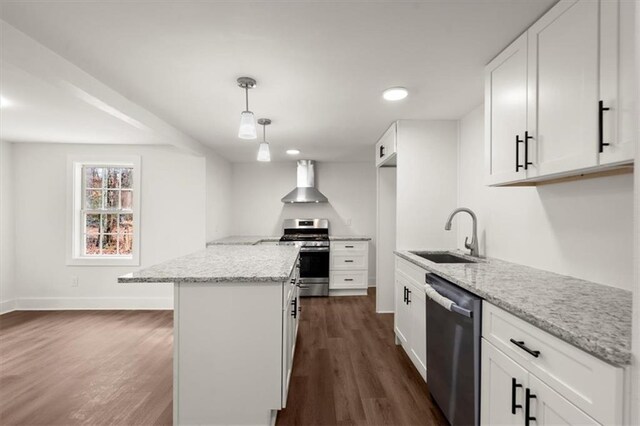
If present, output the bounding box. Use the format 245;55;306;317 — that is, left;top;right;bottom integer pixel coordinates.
380;145;385;158
291;298;298;319
599;100;611;153
511;378;523;414
516;135;524;172
407;289;411;304
345;245;354;248
403;286;408;303
510;338;540;358
344;278;354;282
344;260;354;263
524;131;534;170
525;388;537;426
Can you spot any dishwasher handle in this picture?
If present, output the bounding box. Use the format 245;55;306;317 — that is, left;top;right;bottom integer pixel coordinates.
425;274;473;318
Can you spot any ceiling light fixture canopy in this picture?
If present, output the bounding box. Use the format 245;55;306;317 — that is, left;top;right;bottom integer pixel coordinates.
383;87;408;101
286;149;300;156
257;118;271;162
237;77;257;139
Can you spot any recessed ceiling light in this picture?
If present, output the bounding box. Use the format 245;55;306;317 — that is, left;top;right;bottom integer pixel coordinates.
286;149;300;155
382;87;408;101
0;96;11;108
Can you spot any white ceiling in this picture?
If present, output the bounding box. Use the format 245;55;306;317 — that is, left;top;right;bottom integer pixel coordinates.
0;0;556;162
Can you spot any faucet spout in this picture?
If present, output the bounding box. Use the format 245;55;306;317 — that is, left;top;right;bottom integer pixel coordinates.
444;207;479;257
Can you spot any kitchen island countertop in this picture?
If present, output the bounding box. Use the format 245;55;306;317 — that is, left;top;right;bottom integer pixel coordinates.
119;245;300;284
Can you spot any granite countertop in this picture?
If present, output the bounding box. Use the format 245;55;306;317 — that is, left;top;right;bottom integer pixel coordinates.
207;235;372;245
330;236;372;241
119;245;300;284
395;250;632;366
207;236;281;246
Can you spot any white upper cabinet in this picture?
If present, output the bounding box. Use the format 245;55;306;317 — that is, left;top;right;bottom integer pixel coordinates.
375;122;397;167
485;32;529;185
485;0;633;186
527;0;600;178
599;0;635;165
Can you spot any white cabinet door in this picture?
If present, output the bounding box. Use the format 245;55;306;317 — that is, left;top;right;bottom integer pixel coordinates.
485;32;529;185
394;275;409;345
528;375;599;426
527;0;600;178
375;122;397;167
481;339;529;426
599;0;634;165
408;283;427;380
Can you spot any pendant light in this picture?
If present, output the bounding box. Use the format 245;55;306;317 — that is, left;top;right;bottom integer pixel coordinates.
237;77;257;139
257;118;271;162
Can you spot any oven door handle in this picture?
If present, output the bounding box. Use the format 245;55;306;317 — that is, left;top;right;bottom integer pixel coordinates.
299;247;330;252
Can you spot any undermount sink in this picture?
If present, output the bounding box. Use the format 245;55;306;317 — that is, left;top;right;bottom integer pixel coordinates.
409;251;477;264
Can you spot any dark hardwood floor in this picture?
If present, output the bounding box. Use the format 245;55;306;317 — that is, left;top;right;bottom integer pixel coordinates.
0;289;446;425
277;288;447;426
0;310;173;426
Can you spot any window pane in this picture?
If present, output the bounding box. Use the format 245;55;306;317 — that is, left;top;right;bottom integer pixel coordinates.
85;214;100;235
121;168;132;189
84;167;105;189
119;234;133;255
101;234;118;255
120;190;132;210
119;214;133;234
105;190;119;209
85;234;101;255
106;168;120;189
85;190;103;209
102;214;119;234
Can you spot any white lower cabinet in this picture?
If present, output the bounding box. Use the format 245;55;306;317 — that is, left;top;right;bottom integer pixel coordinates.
281;280;299;407
394;257;427;381
481;302;623;425
330;241;369;292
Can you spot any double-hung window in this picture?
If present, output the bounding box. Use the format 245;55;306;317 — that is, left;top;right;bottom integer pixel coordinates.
68;157;140;266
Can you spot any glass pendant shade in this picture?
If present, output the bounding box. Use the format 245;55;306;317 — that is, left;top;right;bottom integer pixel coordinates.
257;142;271;162
238;111;257;139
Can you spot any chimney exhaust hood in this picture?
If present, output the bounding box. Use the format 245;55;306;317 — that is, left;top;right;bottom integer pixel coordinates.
281;160;329;204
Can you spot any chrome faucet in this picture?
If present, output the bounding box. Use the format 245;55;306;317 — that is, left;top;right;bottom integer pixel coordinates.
445;207;479;257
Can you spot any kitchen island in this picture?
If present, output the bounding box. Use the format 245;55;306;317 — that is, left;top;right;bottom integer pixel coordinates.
119;245;301;426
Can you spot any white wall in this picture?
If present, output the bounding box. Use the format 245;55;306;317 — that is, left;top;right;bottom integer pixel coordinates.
10;143;211;310
205;146;232;242
457;105;634;290
395;120;459;251
0;141;16;313
229;161;377;281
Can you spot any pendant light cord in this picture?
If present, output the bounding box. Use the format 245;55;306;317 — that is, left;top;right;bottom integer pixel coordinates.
245;86;249;112
262;122;266;142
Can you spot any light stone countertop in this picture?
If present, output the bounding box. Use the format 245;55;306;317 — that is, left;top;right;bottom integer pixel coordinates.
119;245;300;284
206;235;371;246
395;250;632;366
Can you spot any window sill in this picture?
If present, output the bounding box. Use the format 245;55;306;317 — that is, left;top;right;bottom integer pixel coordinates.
66;257;140;267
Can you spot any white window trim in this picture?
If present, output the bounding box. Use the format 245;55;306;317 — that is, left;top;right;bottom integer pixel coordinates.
66;155;141;266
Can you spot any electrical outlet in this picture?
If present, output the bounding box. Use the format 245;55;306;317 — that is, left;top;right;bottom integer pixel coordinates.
71;276;79;287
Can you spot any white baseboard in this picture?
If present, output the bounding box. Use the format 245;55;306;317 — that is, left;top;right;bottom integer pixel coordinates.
376;310;395;314
0;299;17;315
368;277;376;287
14;297;173;311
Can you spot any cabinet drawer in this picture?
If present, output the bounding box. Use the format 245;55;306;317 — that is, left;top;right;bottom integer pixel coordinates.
330;270;367;289
331;241;368;252
331;253;367;270
482;302;623;425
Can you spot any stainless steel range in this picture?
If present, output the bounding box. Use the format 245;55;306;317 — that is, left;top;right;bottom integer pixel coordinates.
280;219;329;297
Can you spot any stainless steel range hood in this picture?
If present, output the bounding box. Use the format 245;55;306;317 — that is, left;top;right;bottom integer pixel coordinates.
281;160;329;204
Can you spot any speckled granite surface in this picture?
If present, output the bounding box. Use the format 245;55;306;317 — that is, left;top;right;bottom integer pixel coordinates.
330;236;372;241
207;235;372;245
395;250;632;366
119;245;299;283
206;236;281;246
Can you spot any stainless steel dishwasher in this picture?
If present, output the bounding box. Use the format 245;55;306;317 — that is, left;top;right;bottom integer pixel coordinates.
425;273;482;426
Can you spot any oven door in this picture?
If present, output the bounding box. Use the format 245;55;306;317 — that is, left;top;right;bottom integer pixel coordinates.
298;247;329;279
